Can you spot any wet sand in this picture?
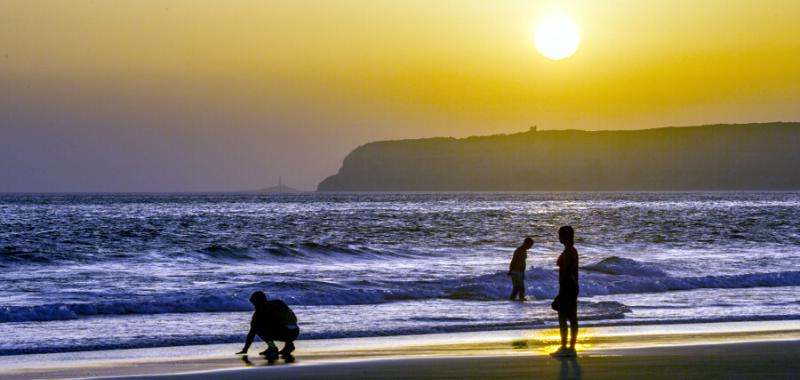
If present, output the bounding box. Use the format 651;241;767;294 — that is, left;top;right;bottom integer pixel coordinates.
1;320;798;379
129;340;800;380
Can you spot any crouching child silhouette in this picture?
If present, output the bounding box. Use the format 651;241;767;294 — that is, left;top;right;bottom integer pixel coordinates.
235;291;299;361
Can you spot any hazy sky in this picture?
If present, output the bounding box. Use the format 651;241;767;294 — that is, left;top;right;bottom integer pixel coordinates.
2;0;799;191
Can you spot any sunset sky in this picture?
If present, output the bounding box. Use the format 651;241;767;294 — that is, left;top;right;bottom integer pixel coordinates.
2;0;799;191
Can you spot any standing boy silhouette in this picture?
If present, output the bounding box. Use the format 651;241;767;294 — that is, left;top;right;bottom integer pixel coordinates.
551;226;579;357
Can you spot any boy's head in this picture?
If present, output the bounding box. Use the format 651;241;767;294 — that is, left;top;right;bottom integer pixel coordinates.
522;237;534;249
558;226;575;247
249;291;268;307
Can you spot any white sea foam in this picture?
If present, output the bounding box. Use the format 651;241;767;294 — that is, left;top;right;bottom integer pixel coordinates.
2;257;798;324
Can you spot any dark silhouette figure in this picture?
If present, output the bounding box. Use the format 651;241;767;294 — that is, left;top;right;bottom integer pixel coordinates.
235;291;299;361
508;238;533;301
240;355;254;366
551;226;579;357
558;356;583;380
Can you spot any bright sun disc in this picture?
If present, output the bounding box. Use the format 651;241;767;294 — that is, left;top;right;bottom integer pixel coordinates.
535;15;580;60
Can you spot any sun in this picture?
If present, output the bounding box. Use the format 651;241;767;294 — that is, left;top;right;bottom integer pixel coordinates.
534;15;580;60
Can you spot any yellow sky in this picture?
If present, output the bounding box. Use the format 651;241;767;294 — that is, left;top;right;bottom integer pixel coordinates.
1;1;799;190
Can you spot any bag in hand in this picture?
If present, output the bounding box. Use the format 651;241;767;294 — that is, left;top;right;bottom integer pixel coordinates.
551;295;562;312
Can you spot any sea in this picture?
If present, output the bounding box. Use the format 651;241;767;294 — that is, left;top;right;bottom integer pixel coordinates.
1;192;799;356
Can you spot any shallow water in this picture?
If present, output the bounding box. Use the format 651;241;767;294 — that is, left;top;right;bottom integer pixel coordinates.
1;192;799;354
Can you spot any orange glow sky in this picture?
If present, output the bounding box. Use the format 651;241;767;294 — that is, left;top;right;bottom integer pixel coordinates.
2;1;799;191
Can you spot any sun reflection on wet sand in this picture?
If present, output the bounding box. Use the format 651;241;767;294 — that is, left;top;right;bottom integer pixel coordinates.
527;328;594;355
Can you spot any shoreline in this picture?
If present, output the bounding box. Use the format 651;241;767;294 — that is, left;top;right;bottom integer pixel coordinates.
120;340;800;380
1;320;798;379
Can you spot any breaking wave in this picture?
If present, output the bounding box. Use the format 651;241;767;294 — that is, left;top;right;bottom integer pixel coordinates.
2;257;798;324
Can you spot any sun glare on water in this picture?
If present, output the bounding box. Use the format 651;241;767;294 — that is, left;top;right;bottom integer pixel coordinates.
534;15;580;60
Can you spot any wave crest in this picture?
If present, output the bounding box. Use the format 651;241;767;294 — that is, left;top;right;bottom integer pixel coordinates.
583;256;669;277
2;256;798;323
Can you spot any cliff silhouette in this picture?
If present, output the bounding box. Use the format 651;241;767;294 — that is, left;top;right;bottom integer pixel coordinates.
317;123;800;191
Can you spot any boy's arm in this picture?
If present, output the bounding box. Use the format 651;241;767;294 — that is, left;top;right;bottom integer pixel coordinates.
235;327;257;354
508;249;518;274
570;251;579;287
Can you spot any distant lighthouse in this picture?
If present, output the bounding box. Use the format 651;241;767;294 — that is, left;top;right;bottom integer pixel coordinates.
255;176;299;193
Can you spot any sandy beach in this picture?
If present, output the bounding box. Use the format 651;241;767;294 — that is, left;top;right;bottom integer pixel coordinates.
135;340;800;380
1;320;798;379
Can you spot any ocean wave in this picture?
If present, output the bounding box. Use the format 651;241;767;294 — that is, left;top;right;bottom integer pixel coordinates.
0;246;52;264
577;268;800;297
0;285;431;323
449;263;800;301
1;257;798;323
191;242;428;262
582;256;669;277
0;242;428;265
198;244;256;260
0;294;252;323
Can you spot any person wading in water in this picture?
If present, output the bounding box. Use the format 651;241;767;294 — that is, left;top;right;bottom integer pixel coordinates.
508;238;533;301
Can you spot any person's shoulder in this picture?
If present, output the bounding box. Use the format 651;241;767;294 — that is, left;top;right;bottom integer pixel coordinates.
269;299;290;308
565;247;578;258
